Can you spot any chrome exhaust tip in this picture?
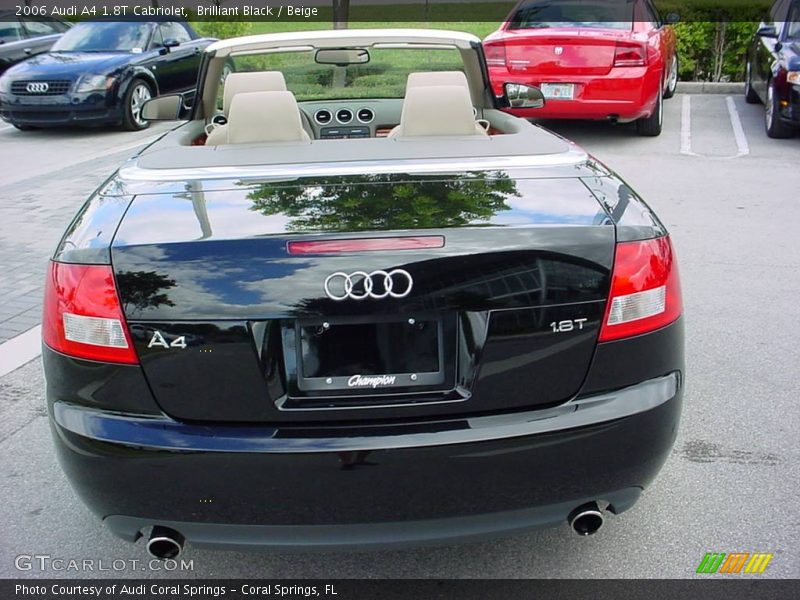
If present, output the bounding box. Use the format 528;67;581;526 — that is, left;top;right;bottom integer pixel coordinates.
567;502;604;536
146;526;185;560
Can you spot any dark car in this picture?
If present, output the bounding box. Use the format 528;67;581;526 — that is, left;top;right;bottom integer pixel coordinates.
0;19;214;130
0;11;71;75
42;30;684;558
745;0;800;137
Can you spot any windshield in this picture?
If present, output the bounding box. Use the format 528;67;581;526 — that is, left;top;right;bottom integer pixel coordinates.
508;0;634;30
225;46;465;103
786;2;800;39
51;21;152;52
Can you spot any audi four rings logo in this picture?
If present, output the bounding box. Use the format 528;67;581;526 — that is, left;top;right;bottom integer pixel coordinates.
324;269;413;301
25;82;49;93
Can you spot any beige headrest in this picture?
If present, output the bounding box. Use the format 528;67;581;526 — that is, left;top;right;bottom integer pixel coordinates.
392;85;486;138
224;91;310;145
222;71;286;116
406;71;469;89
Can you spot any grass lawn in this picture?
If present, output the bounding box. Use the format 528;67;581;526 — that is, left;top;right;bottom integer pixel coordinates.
242;2;508;38
247;20;499;39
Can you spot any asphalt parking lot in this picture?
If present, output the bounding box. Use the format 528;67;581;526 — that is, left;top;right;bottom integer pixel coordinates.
0;93;798;579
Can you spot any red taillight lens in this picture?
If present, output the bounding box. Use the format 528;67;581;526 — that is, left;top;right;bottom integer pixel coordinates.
613;42;647;67
42;262;138;364
598;236;682;342
484;42;507;67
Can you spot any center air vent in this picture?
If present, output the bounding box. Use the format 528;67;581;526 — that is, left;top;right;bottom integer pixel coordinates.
356;108;375;124
314;109;332;125
336;108;353;124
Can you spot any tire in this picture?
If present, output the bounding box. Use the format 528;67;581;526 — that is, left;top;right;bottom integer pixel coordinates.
663;54;678;99
636;92;663;136
744;61;760;104
121;79;153;131
764;80;794;139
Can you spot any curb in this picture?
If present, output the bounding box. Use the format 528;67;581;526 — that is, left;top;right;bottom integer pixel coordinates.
676;82;745;94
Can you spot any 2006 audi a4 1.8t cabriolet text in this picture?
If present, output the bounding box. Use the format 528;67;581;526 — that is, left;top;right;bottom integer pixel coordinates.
42;29;684;558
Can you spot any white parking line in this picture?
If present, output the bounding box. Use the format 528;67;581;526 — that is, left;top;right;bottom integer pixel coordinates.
0;325;41;378
725;96;750;158
680;94;749;159
680;94;697;156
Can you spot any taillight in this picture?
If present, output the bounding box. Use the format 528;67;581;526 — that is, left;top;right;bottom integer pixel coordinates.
484;42;507;68
42;262;138;364
599;236;682;342
613;42;647;67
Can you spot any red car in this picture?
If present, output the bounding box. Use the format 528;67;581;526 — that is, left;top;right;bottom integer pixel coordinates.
484;0;679;135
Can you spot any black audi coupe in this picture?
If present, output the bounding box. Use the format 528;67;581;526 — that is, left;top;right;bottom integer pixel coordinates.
0;19;213;130
42;29;684;559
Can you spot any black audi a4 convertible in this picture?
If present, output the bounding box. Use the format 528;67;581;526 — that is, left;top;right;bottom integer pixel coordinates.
42;29;684;558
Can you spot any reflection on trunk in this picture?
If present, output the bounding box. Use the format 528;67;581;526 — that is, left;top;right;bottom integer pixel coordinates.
246;172;518;232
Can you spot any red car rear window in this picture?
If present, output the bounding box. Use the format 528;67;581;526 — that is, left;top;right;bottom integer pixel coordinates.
508;0;634;30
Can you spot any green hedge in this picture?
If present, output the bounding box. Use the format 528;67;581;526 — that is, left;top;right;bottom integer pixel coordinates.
656;0;770;81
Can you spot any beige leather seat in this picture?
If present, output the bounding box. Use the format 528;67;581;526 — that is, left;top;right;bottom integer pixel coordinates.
220;71;287;117
406;71;469;90
389;84;488;138
209;91;311;145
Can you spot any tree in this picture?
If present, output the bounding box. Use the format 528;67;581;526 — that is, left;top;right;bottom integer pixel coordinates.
247;172;519;232
116;271;177;315
332;0;351;30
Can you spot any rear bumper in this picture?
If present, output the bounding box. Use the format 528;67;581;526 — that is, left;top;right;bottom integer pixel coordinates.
490;66;661;121
105;488;643;551
50;370;683;550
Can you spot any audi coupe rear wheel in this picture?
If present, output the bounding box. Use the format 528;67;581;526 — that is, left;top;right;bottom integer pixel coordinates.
122;79;152;131
636;93;663;136
765;81;794;139
663;55;678;99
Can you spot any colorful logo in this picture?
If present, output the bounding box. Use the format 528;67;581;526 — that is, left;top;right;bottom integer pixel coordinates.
696;552;773;574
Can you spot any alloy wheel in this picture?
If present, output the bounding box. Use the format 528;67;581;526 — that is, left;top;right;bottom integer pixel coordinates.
765;84;773;128
130;84;152;128
745;63;751;95
667;56;678;94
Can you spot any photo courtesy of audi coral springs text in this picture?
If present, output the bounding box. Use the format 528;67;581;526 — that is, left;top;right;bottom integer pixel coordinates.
42;28;684;558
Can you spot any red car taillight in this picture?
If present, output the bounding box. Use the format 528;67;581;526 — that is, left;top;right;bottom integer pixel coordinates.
43;262;138;364
484;42;508;67
598;236;682;342
613;42;647;67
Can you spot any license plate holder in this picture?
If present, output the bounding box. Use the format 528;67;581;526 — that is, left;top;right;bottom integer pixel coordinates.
541;83;575;100
293;315;446;393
